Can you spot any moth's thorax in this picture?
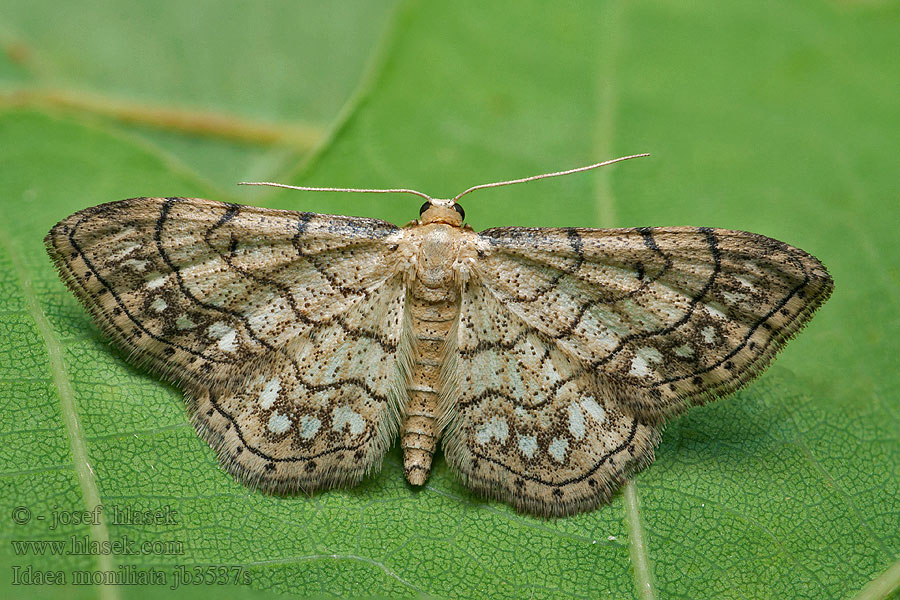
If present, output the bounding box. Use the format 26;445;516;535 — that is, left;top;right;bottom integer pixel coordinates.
415;224;459;288
402;223;472;304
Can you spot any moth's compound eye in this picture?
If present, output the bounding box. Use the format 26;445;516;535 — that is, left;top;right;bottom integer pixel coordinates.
419;201;432;216
453;203;465;221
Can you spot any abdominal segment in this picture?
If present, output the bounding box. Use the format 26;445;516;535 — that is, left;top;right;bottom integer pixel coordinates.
401;281;460;485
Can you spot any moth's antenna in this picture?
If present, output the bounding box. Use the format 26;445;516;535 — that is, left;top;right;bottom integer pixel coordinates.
450;153;650;204
239;153;649;206
238;181;434;202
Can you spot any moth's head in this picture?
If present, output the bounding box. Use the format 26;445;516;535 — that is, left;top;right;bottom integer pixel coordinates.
419;200;465;227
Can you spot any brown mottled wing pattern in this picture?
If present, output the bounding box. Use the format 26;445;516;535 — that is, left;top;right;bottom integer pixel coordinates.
45;197;410;491
441;276;661;516
443;226;832;516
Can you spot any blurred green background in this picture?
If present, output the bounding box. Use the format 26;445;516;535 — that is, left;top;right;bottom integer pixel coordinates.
1;1;897;599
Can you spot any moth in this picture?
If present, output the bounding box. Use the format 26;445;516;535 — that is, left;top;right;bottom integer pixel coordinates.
45;155;833;517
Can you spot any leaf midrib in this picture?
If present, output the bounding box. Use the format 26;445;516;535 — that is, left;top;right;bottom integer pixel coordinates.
590;2;658;598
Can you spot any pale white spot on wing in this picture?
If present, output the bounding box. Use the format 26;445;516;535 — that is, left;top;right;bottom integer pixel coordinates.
207;321;231;337
580;397;607;425
207;321;238;352
267;410;291;434
630;355;650;377
514;406;528;420
744;260;765;275
705;303;728;320
735;276;757;291
702;325;717;344
568;402;585;440
299;416;321;439
629;347;661;378
176;315;196;330
518;434;537;458
723;291;748;305
110;241;141;261
476;416;509;445
145;272;167;290
675;343;695;358
150;298;168;312
332;405;365;436
122;258;149;272
257;376;281;410
218;331;237;352
548;437;569;463
638;346;663;363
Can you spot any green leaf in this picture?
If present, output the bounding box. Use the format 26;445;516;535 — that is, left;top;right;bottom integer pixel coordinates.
1;1;898;599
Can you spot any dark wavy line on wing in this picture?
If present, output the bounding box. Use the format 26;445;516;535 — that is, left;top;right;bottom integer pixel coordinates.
457;228;722;411
208;389;372;463
197;205;400;353
644;252;817;387
469;421;639;488
477;227;673;305
64;201;234;365
462;228;713;366
292;213;397;297
462;228;676;357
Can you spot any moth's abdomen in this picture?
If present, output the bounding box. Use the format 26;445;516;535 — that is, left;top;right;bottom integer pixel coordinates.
403;281;460;485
